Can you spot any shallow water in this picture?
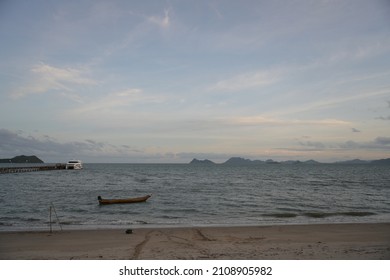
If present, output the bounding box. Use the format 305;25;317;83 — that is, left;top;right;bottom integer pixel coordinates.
1;163;389;231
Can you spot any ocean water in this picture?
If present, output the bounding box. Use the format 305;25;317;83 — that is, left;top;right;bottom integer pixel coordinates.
0;163;389;231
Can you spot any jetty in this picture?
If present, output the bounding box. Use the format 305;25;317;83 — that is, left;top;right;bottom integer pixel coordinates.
0;164;67;174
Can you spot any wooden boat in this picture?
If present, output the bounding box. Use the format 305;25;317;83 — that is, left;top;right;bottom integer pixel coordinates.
98;195;151;205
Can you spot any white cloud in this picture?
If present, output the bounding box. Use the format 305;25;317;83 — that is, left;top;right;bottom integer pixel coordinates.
71;88;143;114
209;69;281;92
11;63;96;100
67;87;169;121
147;9;170;29
229;116;350;127
31;64;94;85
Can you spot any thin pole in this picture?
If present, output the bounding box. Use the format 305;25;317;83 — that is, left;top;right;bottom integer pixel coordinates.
51;203;63;231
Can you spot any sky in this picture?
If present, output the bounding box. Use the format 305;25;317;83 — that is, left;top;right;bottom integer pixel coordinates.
1;0;390;163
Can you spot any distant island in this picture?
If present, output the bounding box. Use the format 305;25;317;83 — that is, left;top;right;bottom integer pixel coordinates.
0;155;44;163
189;158;216;165
189;157;390;165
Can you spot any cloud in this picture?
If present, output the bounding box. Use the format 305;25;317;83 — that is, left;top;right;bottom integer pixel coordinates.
11;63;96;100
72;88;143;114
2;128;389;163
298;141;326;150
31;63;94;85
0;128;230;163
374;136;390;146
209;69;281;92
338;140;360;150
147;9;170;29
0;128;144;162
207;47;389;93
295;136;390;152
376;100;390;120
229;116;350;127
376;115;390;120
208;3;224;20
0;129;71;159
352;128;361;133
340;137;390;150
67;88;168;121
277;88;390;118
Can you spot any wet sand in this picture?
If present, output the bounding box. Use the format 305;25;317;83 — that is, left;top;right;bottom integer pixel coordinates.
0;223;389;260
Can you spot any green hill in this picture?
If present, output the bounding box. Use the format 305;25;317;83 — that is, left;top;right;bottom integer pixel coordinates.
0;155;44;163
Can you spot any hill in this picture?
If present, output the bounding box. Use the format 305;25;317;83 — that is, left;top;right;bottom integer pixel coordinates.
335;159;369;164
0;155;44;163
370;158;390;165
223;157;260;165
188;157;390;165
189;158;216;165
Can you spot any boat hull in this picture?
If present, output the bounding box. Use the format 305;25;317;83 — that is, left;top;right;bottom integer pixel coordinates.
66;160;83;170
98;195;151;205
66;164;82;170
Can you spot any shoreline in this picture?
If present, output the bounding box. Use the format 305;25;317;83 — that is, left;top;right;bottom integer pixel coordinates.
1;219;389;232
1;223;389;260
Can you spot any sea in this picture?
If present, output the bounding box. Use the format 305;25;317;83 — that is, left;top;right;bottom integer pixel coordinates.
0;163;389;231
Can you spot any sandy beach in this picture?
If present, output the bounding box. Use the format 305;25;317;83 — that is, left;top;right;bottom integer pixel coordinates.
0;223;389;260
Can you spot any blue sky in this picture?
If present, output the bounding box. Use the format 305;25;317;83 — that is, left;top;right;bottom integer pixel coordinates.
1;0;390;163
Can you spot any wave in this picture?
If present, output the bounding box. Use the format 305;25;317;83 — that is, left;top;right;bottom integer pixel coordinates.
303;211;376;218
263;211;376;219
263;213;298;218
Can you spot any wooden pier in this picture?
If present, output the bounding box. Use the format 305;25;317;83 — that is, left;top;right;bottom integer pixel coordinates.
0;164;67;174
